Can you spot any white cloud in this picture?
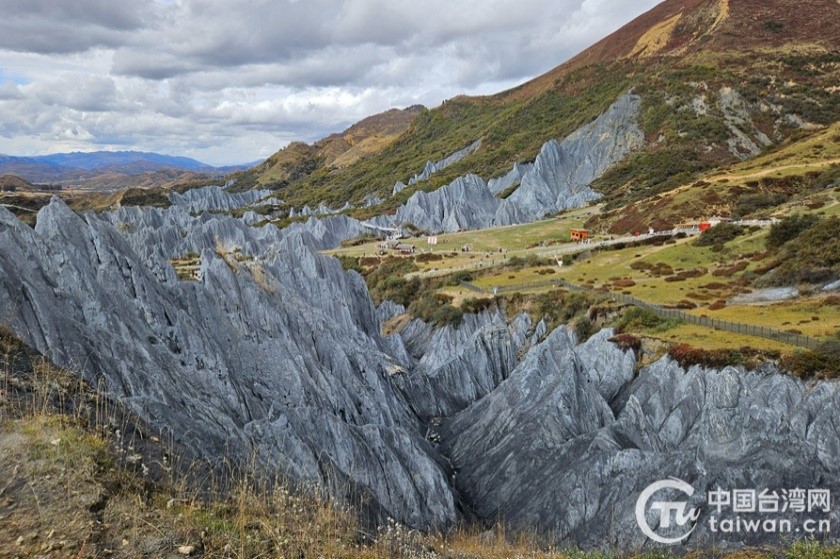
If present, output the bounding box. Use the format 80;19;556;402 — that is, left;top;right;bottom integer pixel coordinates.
0;0;660;165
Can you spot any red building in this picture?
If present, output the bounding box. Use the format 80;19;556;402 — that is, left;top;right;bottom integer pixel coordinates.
570;229;589;242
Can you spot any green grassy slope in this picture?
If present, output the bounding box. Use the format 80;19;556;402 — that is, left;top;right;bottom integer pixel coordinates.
236;0;840;222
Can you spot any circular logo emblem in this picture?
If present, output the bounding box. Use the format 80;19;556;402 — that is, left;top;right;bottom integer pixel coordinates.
635;478;701;544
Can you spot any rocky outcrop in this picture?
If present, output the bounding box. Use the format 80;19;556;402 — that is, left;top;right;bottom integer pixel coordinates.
487;162;533;195
395;174;497;233
170;185;274;213
408;140;481;185
392;181;408;196
440;327;840;549
289;201;352;218
0;199;457;530
2;193;840;550
493;93;644;225
283;215;369;250
390;311;533;422
372;93;643;234
719;87;773;160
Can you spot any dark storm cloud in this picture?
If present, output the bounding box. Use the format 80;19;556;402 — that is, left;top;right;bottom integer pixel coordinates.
0;0;151;54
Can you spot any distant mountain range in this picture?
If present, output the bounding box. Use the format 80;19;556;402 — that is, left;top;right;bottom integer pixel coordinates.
0;150;258;186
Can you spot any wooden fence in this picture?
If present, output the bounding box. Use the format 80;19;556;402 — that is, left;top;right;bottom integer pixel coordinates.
460;278;820;349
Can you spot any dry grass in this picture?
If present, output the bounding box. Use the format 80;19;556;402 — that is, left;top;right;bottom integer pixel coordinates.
2;325;840;558
628;12;682;58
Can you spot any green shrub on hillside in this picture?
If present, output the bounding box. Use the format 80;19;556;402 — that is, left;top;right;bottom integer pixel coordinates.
764;216;840;285
694;223;744;247
766;214;818;248
592;146;716;208
668;344;746;369
460;297;495;315
614;306;680;334
732;192;789;219
408;292;463;327
782;340;840;379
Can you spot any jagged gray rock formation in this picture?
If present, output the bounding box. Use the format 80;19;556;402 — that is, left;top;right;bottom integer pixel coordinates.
363;194;383;207
719;87;773;160
392;181;408;196
170;185;275;213
0;199;457;530
283;215;370;250
395;174;498;233
372;93;643;234
408;140;481;185
1;191;839;551
241;210;263;226
290;201;352;218
493;93;644;225
487;162;533;196
440;327;840;549
390;311;532;422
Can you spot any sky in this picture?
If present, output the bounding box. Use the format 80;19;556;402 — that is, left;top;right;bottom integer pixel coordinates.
0;0;661;166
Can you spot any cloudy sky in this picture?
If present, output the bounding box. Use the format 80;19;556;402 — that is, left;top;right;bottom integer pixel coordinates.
0;0;660;165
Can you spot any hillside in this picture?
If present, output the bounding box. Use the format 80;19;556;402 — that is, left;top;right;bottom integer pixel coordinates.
0;150;254;188
0;174;38;192
236;105;423;192
237;0;839;227
3;2;840;554
1;325;834;558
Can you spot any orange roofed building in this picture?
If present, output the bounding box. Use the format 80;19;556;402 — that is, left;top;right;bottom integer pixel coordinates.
570;229;589;241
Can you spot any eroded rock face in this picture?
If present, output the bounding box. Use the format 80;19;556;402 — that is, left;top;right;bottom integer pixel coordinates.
440;328;840;549
0;199;456;530
376;93;643;234
2;194;840;550
408;140;482;185
390;311;533;422
282;215;369;250
487;162;533;195
493;93;644;225
170;185;274;213
395;174;498;233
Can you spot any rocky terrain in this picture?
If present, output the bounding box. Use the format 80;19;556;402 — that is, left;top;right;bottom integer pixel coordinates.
369;94;643;234
1;189;839;550
2;0;840;554
0;198;457;529
408;140;483;186
441;328;840;548
169;185;276;213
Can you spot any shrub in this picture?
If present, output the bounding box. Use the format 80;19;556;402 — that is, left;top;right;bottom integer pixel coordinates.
781;340;840;379
668;344;744;368
415;252;444;263
732;192;788;218
336;255;362;273
530;290;599;329
507;254;553;269
447;270;474;286
764;216;840;285
430;304;463;328
460;297;495;315
712;261;749;277
694;223;744;247
614;307;679;333
574;317;596;342
766;214;817;249
609;333;642;354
